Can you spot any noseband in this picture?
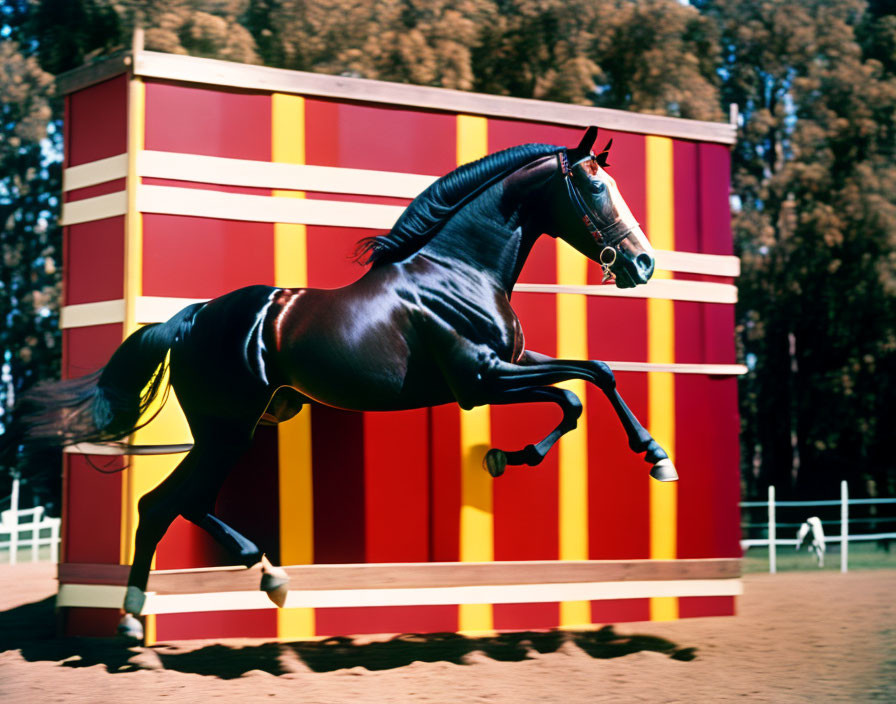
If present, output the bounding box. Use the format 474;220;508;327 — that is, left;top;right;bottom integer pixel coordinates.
559;150;636;275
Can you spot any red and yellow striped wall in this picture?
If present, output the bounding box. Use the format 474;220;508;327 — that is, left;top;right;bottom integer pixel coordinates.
57;51;742;642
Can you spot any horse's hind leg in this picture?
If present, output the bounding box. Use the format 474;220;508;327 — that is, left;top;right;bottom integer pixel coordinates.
119;449;201;638
119;428;288;639
185;512;289;607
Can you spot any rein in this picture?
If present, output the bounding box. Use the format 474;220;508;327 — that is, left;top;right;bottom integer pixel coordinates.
559;150;635;279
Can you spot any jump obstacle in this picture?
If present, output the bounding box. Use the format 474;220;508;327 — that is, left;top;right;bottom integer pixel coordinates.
56;41;745;644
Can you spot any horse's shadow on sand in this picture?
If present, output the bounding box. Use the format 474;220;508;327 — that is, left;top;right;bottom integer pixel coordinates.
1;596;696;678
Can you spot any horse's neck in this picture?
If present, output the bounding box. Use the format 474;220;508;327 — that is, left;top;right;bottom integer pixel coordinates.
417;170;553;293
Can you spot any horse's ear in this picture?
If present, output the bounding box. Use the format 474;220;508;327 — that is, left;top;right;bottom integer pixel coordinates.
595;138;613;168
575;126;598;154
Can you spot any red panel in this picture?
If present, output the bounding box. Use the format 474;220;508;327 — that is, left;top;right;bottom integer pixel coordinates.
590;598;650;624
710;377;742;557
674;301;705;366
141;214;274;298
587;296;650;560
673;140;700;254
486;119;581;155
311;405;366;563
155;609;278;641
363;409;430;563
156;516;229;570
493;602;559;631
586;373;650;560
62;326;123;565
64;179;127;202
429;404;460;562
305;99;456;176
314;605;457;636
144;81;271;160
704;302;736;365
492;292;558;561
698;143;733;256
64;217;125;305
63;325;122;379
675;375;741;558
68;74;127;166
678;595;735;619
517;235;556;285
63;608;121;637
305;225;372;289
63;455;121;563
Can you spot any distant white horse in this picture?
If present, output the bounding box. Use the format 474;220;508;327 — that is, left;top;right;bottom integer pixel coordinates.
796;516;826;567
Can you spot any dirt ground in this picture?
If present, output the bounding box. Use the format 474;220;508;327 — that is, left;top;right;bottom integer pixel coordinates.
1;563;894;703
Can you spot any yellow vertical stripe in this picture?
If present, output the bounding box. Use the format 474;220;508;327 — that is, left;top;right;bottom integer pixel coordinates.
456;115;488;166
456;114;493;634
120;77;145;566
556;241;591;627
646;136;678;622
272;93;315;640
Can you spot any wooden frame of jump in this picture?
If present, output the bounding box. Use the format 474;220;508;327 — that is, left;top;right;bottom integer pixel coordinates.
56;38;743;641
58;559;742;616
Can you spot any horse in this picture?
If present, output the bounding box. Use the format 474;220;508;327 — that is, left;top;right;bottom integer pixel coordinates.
7;126;677;640
795;516;826;567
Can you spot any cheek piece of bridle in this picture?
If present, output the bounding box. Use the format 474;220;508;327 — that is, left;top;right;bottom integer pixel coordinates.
559;150;636;282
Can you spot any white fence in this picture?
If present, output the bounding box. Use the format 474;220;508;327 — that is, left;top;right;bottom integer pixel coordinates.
0;478;61;564
741;480;896;573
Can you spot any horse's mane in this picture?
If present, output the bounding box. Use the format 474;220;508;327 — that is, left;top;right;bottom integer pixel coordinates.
355;142;564;266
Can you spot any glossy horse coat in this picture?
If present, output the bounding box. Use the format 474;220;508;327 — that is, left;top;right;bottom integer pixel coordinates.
9;128;676;639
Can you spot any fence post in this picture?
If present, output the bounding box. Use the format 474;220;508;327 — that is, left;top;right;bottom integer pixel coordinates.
9;475;19;565
768;485;777;574
30;510;38;562
841;480;848;573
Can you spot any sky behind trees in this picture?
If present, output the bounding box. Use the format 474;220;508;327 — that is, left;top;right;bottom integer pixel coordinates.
1;0;894;505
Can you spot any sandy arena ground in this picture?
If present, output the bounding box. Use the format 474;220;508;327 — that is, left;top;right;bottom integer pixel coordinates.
1;562;894;703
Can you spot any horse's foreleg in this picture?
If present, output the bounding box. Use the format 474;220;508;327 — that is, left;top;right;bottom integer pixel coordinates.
485;353;677;481
480;386;583;477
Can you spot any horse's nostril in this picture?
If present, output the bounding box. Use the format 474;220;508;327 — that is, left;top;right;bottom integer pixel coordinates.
636;253;654;279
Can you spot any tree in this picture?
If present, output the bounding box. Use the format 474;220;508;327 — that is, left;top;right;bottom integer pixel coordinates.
700;0;896;498
0;35;61;505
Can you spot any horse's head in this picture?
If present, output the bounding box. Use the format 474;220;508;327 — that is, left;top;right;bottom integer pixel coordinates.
551;127;655;288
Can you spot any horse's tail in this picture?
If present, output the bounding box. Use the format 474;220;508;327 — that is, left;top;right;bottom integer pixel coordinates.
1;303;205;460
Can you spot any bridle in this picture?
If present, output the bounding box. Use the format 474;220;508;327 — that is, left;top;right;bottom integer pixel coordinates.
559;149;637;280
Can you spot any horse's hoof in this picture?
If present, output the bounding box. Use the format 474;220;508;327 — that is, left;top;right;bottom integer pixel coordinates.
117;613;144;641
261;572;290;608
485;449;507;477
123;585;146;615
650;458;679;482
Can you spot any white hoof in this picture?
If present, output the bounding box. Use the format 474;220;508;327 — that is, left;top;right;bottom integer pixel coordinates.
260;555;290;608
650;458;679;482
117;613;144;641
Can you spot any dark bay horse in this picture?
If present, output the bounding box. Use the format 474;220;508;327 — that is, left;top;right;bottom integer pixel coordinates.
9;127;676;639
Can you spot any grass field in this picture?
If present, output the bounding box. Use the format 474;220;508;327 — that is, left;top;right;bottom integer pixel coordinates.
742;540;896;573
